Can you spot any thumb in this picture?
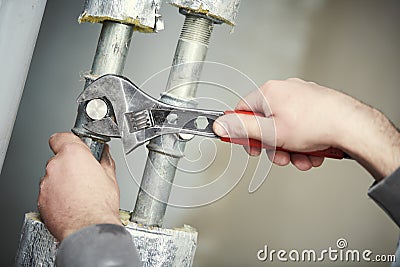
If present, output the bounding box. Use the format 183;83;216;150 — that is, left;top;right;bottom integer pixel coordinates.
213;113;275;146
100;145;117;181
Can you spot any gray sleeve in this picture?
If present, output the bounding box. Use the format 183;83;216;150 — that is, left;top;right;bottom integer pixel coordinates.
56;224;141;267
368;167;400;227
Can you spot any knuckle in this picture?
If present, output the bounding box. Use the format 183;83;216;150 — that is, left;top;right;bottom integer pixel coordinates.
261;80;283;96
37;201;42;213
49;133;59;141
59;142;86;154
45;158;57;175
109;157;116;170
39;176;46;187
263;80;278;90
38;182;47;210
287;77;303;82
48;133;58;146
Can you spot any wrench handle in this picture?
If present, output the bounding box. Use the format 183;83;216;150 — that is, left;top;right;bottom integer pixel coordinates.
221;110;350;160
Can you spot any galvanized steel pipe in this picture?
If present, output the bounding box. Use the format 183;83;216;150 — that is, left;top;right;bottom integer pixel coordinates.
72;21;134;160
131;13;214;226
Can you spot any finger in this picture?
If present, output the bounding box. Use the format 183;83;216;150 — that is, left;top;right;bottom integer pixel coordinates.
39;175;47;191
266;149;274;162
38;175;48;214
267;150;290;166
286;77;304;83
213;113;275;146
49;132;87;154
309;156;324;167
290;153;312;171
236;89;262;111
236;88;272;117
45;155;55;169
100;145;116;181
243;146;262;157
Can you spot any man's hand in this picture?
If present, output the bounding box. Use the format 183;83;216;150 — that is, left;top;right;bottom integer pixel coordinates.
213;78;400;179
38;133;121;241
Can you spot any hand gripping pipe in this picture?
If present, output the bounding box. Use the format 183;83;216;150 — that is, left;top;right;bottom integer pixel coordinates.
131;1;241;227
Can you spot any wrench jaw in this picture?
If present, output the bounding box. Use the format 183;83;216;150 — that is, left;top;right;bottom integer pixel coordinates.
78;74;159;153
78;75;129;138
78;75;127;106
121;127;158;154
84;117;121;138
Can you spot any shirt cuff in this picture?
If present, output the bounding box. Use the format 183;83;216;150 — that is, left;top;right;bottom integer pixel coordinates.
56;224;141;267
368;167;400;227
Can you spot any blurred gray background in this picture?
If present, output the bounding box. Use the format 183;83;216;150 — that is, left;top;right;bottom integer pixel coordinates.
1;0;399;266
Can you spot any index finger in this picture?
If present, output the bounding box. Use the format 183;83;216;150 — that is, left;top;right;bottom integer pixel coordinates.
236;88;272;117
48;132;88;154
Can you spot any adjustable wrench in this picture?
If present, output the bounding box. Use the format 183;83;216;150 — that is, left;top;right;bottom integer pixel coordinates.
77;74;350;159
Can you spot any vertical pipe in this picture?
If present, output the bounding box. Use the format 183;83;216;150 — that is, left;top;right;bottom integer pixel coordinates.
0;0;47;174
131;14;214;226
72;21;134;160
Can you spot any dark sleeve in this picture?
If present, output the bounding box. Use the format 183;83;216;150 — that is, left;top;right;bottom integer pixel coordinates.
56;224;141;267
368;167;400;227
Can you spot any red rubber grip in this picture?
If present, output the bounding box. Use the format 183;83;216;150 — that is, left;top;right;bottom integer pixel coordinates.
221;110;349;159
224;110;264;117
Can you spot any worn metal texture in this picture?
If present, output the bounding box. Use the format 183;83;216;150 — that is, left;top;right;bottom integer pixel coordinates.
131;15;213;227
169;0;241;25
15;212;197;267
79;0;164;32
126;222;197;266
15;213;58;267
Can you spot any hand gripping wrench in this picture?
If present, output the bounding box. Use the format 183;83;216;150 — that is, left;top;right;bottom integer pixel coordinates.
77;74;350;159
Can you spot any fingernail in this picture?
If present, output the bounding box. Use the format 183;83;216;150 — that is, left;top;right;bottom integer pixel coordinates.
213;120;228;137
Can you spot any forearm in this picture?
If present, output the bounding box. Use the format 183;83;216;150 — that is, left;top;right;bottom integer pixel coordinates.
334;94;400;180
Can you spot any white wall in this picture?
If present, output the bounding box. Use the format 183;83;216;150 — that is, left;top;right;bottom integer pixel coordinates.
0;0;47;173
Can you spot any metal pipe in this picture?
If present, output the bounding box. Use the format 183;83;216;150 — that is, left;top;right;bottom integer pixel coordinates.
131;13;214;226
0;0;47;173
72;21;134;160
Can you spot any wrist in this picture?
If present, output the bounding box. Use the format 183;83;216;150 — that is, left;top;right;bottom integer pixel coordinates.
334;95;400;180
60;213;122;241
